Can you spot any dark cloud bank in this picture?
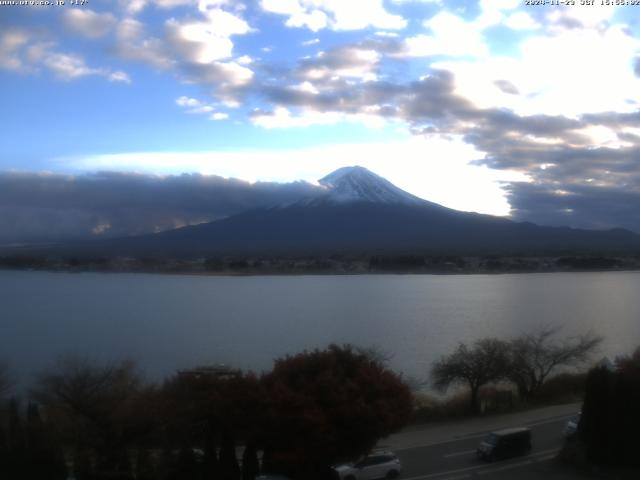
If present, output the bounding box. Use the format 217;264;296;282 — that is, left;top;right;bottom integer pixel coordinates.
0;171;321;245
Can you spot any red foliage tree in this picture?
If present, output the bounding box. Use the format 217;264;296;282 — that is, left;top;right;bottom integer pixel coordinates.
261;344;413;478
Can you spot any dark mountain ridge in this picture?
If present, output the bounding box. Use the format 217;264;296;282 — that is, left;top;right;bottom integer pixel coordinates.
44;166;640;258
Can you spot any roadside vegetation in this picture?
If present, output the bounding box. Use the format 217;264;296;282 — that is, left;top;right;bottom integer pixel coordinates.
0;345;412;480
415;328;601;421
560;346;640;470
1;330;633;478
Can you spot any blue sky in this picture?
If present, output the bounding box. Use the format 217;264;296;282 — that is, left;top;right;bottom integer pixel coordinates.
2;0;640;241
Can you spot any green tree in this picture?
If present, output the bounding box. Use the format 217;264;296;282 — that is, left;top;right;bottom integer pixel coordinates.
431;338;510;413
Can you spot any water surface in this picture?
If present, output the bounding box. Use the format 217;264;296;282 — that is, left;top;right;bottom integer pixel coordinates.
1;270;638;386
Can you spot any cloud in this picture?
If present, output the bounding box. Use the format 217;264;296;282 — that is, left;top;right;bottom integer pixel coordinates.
165;8;251;63
43;52;105;80
108;70;132;83
0;28;131;83
119;0;199;16
62;9;117;39
0;171;321;244
114;18;175;69
504;12;540;31
260;0;407;32
431;22;640;117
298;45;381;81
247;50;640;231
401;12;488;58
113;5;254;104
175;95;228;118
0;30;30;72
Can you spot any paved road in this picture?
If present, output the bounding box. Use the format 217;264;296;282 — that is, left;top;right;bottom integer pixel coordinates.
377;403;583;480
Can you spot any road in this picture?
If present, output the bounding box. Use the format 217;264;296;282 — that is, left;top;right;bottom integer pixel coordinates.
377;403;585;479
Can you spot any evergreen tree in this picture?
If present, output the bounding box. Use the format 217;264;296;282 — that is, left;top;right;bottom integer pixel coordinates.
134;448;156;480
580;366;613;463
26;402;69;480
201;433;219;479
241;443;259;480
73;447;95;480
7;398;26;478
218;432;240;480
0;423;10;479
174;445;199;480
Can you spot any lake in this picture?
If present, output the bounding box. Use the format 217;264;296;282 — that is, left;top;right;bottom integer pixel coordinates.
1;270;639;388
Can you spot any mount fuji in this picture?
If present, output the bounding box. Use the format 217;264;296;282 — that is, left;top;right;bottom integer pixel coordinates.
58;166;640;257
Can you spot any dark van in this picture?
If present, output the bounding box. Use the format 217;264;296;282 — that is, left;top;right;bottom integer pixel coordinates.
476;427;531;461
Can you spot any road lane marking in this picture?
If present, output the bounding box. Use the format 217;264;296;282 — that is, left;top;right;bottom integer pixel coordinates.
443;449;476;458
401;448;560;480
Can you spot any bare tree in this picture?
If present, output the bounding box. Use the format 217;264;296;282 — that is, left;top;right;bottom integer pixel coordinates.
30;355;157;478
431;338;510;413
506;327;602;401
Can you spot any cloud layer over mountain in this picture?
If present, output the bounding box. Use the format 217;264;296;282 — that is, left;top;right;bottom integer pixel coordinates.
0;171;321;244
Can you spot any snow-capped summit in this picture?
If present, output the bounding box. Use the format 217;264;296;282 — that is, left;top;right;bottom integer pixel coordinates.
316;166;426;206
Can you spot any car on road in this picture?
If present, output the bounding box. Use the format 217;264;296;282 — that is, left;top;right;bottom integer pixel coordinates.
476;427;532;462
563;412;581;437
332;451;402;479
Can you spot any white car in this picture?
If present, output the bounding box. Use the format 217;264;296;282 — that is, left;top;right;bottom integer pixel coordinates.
333;451;402;480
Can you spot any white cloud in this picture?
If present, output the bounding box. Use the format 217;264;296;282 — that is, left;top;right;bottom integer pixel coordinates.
251;107;342;128
43;52;104;80
176;95;227;116
504;12;540;31
301;38;320;46
120;0;197;15
62;9;117;39
433;22;640;117
300;46;381;82
286;10;329;32
0;30;30;72
403;12;488;58
167;19;235;63
165;8;250;63
260;0;406;31
0;28;131;83
115;18;174;69
108;70;132;83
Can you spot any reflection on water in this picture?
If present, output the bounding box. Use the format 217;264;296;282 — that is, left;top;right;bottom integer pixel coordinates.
1;270;639;384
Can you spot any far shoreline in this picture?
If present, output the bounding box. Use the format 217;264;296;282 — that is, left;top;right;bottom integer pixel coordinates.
2;253;640;277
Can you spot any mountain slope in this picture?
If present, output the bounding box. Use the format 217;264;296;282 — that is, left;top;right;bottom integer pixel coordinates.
73;166;640;257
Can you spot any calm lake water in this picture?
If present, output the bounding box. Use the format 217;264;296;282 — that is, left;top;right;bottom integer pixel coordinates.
2;270;639;386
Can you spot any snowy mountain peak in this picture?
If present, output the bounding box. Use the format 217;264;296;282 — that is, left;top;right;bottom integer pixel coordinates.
317;166;425;206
